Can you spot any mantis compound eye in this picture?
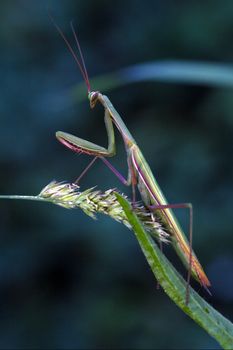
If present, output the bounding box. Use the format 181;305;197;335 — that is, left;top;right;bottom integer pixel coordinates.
88;91;99;108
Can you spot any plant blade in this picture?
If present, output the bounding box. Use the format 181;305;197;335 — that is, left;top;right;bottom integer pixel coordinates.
115;192;233;350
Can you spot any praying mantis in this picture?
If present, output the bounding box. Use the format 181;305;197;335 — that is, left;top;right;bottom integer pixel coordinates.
51;17;211;303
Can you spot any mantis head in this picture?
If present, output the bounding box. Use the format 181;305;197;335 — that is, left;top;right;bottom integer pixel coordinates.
88;91;99;108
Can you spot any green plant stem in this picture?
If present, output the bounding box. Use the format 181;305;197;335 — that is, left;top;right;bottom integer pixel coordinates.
0;195;46;202
115;192;233;350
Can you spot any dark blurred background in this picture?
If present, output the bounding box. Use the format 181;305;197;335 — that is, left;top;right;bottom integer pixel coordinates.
0;0;233;348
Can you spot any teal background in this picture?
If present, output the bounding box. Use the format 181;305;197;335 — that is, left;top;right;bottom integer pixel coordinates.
0;0;233;348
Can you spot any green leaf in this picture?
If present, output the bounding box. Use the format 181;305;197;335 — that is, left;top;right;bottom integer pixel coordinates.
73;60;233;102
115;192;233;350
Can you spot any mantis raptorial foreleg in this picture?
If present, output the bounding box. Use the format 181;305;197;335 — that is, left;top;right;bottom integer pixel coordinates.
57;109;115;158
56;108;132;186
